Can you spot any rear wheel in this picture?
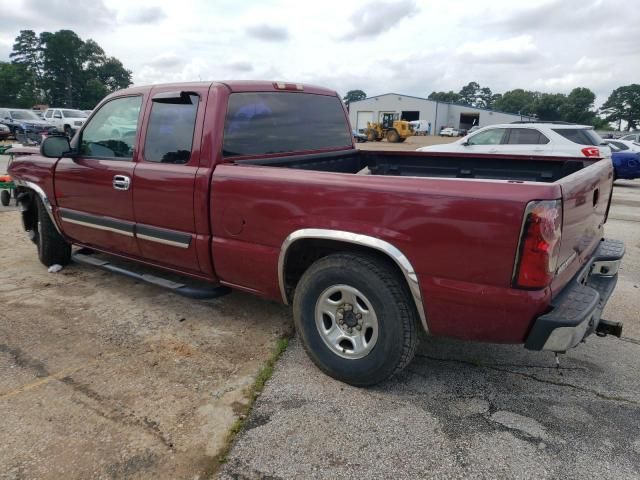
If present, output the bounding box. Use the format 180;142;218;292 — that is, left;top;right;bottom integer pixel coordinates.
34;196;71;267
386;129;400;143
366;129;377;142
64;125;73;137
293;253;418;386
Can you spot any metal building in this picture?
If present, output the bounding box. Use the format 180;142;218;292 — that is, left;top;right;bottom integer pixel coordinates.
348;93;536;134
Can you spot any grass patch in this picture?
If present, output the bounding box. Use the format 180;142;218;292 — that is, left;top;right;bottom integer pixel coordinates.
206;336;290;477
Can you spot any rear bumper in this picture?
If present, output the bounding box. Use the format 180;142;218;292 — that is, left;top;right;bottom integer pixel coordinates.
525;238;625;352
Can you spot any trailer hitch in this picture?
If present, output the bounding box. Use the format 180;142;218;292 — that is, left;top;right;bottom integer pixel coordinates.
595;319;623;338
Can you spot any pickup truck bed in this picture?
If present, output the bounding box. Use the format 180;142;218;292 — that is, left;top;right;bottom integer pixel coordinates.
240;149;589;182
8;80;624;386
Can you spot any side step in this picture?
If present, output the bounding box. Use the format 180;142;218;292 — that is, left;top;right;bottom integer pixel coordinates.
72;252;231;300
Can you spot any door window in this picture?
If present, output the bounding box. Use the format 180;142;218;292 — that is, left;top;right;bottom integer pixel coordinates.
54;110;62;119
506;128;550;145
143;94;199;164
44;110;52;119
80;96;143;159
467;128;506;145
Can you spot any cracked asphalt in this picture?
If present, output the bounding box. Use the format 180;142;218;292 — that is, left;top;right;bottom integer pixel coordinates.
220;179;640;480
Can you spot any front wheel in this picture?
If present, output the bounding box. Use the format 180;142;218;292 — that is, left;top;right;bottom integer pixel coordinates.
34;196;71;267
293;253;418;386
0;190;9;206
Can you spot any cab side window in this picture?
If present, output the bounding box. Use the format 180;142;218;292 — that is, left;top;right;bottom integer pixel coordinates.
143;94;199;164
467;128;506;145
506;128;550;145
80;96;143;159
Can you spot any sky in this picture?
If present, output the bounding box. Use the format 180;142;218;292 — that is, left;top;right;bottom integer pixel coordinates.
0;0;639;106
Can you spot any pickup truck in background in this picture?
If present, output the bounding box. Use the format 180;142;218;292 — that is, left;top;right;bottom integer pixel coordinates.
8;81;625;386
43;108;89;136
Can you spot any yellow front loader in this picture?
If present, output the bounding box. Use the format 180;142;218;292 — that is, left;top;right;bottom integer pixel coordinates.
366;113;414;143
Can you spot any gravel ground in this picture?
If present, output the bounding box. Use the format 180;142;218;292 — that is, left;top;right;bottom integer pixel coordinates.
220;179;640;480
0;210;292;479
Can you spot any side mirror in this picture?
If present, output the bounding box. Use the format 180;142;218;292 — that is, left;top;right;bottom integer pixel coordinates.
462;141;470;146
41;135;73;158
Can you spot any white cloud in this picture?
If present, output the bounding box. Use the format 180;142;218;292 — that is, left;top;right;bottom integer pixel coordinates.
343;0;419;40
456;35;541;64
0;0;638;106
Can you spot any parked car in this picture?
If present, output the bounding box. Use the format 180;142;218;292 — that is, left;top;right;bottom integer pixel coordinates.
620;132;640;143
44;108;89;136
0;108;56;139
352;129;367;143
603;139;640;153
9;80;624;386
418;123;612;159
611;150;640;180
0;123;10;141
439;127;459;137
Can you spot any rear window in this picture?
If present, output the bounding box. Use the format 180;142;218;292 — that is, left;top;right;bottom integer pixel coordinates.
223;92;351;157
552;128;602;146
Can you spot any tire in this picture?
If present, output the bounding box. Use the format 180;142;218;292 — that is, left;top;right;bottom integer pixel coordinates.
293;253;418;386
34;196;71;267
0;190;9;206
64;125;73;137
386;130;400;143
366;129;377;142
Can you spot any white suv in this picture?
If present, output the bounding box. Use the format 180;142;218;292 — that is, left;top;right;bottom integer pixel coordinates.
418;123;611;159
43;108;89;136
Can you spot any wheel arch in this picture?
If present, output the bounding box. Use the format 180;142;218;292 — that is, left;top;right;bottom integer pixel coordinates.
13;179;63;235
278;228;428;333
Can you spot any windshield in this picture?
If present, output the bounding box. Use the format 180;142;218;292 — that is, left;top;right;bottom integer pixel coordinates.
10;110;41;121
62;109;88;118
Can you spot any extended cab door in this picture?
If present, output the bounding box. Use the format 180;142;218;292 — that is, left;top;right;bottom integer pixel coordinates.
54;95;145;257
132;86;208;274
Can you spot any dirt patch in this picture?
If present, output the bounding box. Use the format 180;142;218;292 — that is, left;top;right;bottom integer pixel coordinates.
0;211;293;479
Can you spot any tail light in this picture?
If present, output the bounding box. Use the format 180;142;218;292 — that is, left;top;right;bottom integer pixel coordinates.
513;200;562;289
581;147;600;157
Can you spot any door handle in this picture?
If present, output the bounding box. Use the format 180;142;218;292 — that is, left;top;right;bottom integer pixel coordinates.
113;175;131;191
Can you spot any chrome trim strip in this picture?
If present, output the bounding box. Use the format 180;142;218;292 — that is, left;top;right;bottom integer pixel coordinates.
278;228;429;334
136;233;190;249
61;217;135;237
12;179;63;235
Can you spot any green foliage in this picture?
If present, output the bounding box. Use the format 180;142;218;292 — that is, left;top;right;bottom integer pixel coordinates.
342;89;367;106
0;62;39;107
4;29;132;109
493;89;538;116
427;90;462;103
600;84;640;131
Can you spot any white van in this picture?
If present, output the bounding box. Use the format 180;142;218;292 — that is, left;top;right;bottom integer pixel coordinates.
409;120;431;135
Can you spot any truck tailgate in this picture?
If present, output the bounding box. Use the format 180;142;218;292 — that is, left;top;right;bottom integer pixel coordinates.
552;158;613;295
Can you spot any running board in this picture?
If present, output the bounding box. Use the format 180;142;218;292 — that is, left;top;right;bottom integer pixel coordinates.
72;252;231;300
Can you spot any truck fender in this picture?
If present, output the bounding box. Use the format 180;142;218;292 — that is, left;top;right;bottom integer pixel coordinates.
13;179;63;235
278;228;429;334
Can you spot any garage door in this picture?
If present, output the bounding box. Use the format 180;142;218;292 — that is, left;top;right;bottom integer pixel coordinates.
356;111;374;131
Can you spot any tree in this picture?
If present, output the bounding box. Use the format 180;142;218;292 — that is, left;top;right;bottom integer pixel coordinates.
458;81;480;106
600;84;640;131
3;29;132;109
342;90;367;107
427;90;461;103
9;30;43;103
0;62;38;107
493;89;538;116
534;93;566;121
560;87;596;124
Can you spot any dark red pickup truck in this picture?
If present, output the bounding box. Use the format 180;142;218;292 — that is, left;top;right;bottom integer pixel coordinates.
9;81;624;385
